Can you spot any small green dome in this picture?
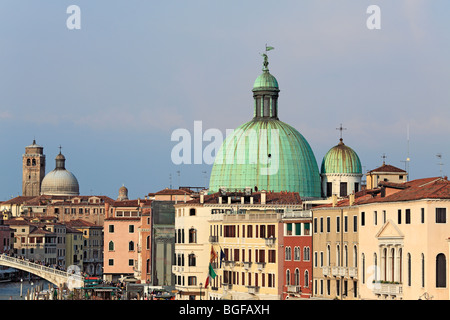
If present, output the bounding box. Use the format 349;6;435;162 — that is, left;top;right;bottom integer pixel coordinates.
209;119;321;198
321;139;362;174
253;71;279;91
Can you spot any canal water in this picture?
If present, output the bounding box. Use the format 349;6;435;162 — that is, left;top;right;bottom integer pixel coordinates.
0;279;54;300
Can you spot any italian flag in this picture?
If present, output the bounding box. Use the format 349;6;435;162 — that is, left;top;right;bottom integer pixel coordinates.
204;263;217;288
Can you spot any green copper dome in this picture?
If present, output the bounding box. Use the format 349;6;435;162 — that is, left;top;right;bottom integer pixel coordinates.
253;71;279;90
208;53;321;199
321;139;362;174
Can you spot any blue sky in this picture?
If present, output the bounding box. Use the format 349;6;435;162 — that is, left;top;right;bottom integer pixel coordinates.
0;0;449;200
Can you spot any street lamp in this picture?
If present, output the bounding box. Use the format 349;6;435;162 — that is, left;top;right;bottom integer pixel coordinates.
20;278;23;298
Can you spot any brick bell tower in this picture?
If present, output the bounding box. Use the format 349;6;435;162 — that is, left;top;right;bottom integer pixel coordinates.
22;140;46;197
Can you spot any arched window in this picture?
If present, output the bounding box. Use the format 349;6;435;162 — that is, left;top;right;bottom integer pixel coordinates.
189;208;196;216
189;228;197;243
373;253;378;281
327;245;331;266
361;253;365;284
304;247;310;261
304;270;309;288
336;245;341;266
108;241;114;251
32;159;36;166
353;246;358;267
129;241;134;251
344;245;348;267
421;253;425;288
436;253;446;288
286;269;291;286
146;259;150;274
27;159;31;166
407;253;412;286
294;247;300;261
146;235;150;249
188;253;196;266
294;268;300;286
285;247;291;261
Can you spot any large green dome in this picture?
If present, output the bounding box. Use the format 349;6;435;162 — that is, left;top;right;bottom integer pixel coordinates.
321;139;362;174
208;53;321;199
209;119;321;198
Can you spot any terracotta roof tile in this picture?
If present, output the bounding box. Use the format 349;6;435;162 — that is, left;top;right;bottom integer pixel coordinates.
368;164;407;173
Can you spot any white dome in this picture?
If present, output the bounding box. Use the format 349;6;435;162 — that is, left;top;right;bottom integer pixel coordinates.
41;169;79;196
40;151;79;196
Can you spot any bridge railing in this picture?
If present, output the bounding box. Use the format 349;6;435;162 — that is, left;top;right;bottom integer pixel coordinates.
0;254;83;282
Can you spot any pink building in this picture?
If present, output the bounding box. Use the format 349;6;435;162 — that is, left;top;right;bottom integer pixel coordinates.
0;218;11;254
103;199;152;283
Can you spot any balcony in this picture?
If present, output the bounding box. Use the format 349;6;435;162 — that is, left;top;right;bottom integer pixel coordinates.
243;261;252;270
222;283;233;290
286;285;301;294
223;260;235;268
264;237;276;246
372;282;403;297
322;266;330;276
348;267;357;278
209;235;218;243
256;262;266;271
247;286;260;294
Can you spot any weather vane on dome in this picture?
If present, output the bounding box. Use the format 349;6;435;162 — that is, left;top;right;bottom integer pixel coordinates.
260;44;274;71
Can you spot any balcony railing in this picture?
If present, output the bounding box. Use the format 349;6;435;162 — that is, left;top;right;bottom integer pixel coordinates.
243;261;252;269
286;285;301;294
372;282;403;296
256;262;265;271
264;237;276;246
322;266;330;276
247;285;260;294
209;235;218;243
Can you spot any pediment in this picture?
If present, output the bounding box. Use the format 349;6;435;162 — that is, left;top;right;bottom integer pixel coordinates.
375;219;404;239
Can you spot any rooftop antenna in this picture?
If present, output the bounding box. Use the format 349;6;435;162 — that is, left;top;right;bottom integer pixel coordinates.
202;171;207;189
400;125;411;181
437;153;444;177
169;173;172;189
177;170;181;188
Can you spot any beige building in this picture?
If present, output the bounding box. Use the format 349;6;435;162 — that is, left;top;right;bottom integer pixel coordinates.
366;163;407;190
65;225;84;271
357;177;450;300
174;189;303;300
311;194;360;300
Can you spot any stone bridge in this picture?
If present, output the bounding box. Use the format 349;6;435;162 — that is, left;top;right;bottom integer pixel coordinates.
0;254;84;289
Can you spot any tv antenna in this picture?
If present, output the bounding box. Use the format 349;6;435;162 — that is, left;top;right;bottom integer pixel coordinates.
437;154;444;177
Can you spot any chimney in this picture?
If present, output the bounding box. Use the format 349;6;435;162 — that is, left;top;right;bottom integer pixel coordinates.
241;197;245;204
332;194;337;207
105;202;110;219
349;194;355;206
200;192;204;204
219;196;222;204
250;197;254;204
261;190;266;205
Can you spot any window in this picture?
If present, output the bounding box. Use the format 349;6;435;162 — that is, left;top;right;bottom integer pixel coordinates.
421;208;425;224
436;253;446;288
398;209;402;224
129;225;134;233
340;182;347;197
129;241;134;251
436;208;446;223
361;212;365;226
188;254;196;266
326;182;332;197
313;218;318;233
285;247;291;261
108;241;114;251
129;259;134;266
336;216;340;233
405;209;411;224
108;259;114;266
353;216;357;232
109;225;114;233
320;217;323;233
189;228;197;243
326;217;330;233
189;208;196;216
304;247;310;261
374;211;377;225
383;210;386;224
344;216;348;232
